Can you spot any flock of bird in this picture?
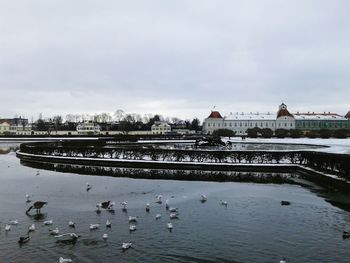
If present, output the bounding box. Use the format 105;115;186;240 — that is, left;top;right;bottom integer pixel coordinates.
7;179;348;263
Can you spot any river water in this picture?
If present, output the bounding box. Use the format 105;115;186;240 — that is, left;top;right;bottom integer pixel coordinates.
0;144;350;262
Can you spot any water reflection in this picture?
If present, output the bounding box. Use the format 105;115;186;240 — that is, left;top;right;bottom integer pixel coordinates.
21;160;297;184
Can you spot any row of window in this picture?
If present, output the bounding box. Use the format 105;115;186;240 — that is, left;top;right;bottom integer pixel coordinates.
296;122;348;128
206;122;293;128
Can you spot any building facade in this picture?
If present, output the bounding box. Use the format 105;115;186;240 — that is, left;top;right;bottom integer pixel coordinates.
202;104;348;135
151;121;171;135
76;121;101;135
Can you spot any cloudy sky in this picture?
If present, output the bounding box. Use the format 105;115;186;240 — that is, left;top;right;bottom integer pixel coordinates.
0;0;349;121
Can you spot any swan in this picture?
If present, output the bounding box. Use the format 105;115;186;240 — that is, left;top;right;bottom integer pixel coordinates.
122;242;132;250
106;220;111;228
43;220;53;226
155;214;161;220
86;182;92;192
170;213;179;219
102;233;108;239
89;224;99;230
68;221;75;228
146;203;150;212
128;216;137;223
50;228;60;235
5;224;11;231
201;194;207;202
28;224;35;232
9;219;18;225
59;257;73;263
129;225;136;231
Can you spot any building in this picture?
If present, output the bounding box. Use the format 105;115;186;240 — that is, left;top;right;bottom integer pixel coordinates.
203;103;295;135
0;121;10;135
76;121;101;135
151;121;171;135
202;103;348;135
294;112;348;130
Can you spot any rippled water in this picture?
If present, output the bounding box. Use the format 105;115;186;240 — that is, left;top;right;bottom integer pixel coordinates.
0;148;350;262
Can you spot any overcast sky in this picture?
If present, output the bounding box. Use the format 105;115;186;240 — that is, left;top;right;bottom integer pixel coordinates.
0;0;349;121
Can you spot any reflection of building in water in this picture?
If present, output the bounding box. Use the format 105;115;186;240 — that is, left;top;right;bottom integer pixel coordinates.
203;103;349;135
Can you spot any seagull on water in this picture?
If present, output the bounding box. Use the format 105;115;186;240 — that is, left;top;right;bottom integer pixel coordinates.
165;199;169;210
25;194;31;203
43;220;53;226
89;224;99;230
102;233;108;240
146;203;150;212
156;195;162;204
121;201;128;211
167;222;173;231
279;257;287;263
5;224;11;231
200;194;207;203
155;214;162;220
106;220;111;228
122;242;132;250
68;221;75;228
50;228;60;235
28;224;35;232
9;219;18;225
221;200;228;206
59;257;73;263
129;225;136;231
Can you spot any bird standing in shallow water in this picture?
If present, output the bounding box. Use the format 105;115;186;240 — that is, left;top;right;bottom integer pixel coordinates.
26;201;47;214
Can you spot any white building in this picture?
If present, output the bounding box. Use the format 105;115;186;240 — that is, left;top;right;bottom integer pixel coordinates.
0;121;10;135
202;103;295;135
151;121;171;135
76;121;101;135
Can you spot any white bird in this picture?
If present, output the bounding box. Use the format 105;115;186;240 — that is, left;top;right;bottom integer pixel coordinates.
279;258;287;263
9;219;18;225
86;182;92;191
156;195;162;204
146;203;150;212
121;201;128;211
25;194;31;203
59;257;73;263
102;233;108;240
96;203;102;211
129;225;136;231
165;199;169;210
68;221;75;228
89;224;99;230
128;216;137;223
201;194;207;202
122;242;132;250
28;224;35;232
43;220;53;226
50;228;60;235
106;220;111;228
5;224;11;231
155;214;162;220
55;233;79;242
167;222;173;230
221;200;228;206
170;213;179;219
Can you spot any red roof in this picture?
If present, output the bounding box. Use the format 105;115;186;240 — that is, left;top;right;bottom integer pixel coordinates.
277;108;293;118
345;111;350;119
207;111;223;119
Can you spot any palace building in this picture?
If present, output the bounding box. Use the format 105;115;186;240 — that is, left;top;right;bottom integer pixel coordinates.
202;103;349;135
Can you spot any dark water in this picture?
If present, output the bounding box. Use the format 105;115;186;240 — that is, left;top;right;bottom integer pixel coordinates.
0;147;350;262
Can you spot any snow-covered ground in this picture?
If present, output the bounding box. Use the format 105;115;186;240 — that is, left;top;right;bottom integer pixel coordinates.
223;137;350;154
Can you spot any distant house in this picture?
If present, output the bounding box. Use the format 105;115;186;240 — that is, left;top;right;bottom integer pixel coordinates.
76;121;101;135
151;121;171;135
0;121;10;135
